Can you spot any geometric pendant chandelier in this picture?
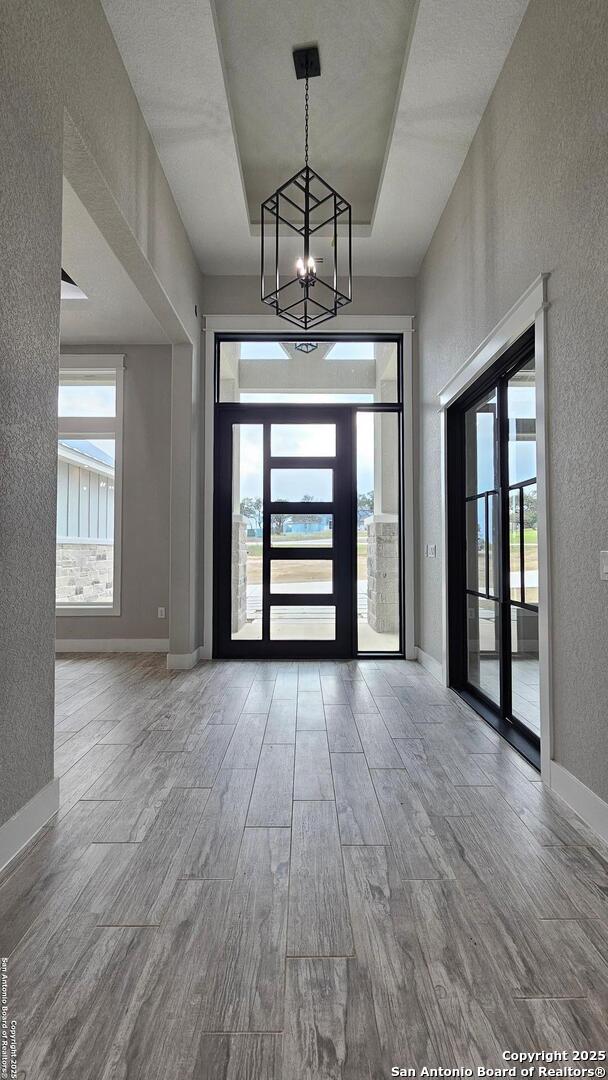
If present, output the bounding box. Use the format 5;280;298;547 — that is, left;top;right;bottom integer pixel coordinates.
260;45;353;330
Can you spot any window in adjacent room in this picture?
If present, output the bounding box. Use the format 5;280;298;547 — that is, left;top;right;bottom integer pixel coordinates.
56;359;123;614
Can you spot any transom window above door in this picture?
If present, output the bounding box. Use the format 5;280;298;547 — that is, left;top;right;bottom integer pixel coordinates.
217;338;399;404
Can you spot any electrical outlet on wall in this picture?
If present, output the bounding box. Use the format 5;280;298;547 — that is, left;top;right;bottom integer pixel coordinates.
601;552;608;581
428;544;437;558
157;606;166;619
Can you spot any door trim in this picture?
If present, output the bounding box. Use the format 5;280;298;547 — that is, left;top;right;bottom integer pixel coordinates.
201;317;416;662
437;274;552;780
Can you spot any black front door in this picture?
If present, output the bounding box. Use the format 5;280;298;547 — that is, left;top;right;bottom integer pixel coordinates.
214;405;355;658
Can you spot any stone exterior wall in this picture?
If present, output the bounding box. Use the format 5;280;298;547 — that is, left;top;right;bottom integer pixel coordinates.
56;542;113;604
231;516;247;634
367;518;399;633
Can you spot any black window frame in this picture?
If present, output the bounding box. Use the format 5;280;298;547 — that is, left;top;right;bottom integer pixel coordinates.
212;332;405;660
447;326;541;769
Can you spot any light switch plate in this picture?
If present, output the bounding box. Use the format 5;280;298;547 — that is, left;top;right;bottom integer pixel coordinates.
601;552;608;581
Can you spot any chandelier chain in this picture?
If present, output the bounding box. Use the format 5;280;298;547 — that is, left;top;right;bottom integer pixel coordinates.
304;73;309;168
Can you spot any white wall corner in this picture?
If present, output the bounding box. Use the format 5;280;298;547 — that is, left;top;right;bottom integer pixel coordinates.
550;762;608;846
166;646;204;671
55;638;169;653
415;647;445;683
0;779;59;876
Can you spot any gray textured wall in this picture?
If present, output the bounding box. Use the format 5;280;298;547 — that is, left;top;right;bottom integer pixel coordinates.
56;346;171;641
201;275;416;316
417;0;608;800
0;0;202;830
0;12;62;827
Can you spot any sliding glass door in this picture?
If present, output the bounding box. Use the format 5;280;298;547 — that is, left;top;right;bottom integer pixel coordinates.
448;328;540;765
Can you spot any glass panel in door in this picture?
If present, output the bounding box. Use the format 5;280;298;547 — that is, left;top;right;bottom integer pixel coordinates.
507;357;539;734
231;424;263;640
355;412;401;652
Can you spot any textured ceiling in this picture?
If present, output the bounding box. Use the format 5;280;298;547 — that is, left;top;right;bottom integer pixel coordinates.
101;0;530;276
61;178;168;345
212;0;417;223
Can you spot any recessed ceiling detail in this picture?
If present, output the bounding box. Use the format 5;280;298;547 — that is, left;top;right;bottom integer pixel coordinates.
101;0;530;276
213;0;417;226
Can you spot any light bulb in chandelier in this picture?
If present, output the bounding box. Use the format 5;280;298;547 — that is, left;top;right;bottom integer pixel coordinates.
296;255;317;287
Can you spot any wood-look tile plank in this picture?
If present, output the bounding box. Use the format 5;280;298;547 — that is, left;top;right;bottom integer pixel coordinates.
17;925;155;1080
444;814;584;920
273;670;299;700
288;801;353;957
372;694;419;738
56;743;126;818
513;998;578;1050
154;701;215;750
393;739;469;816
371;769;453;880
69;843;140;916
325;704;363;753
182;768;256;879
199;827;290;1032
320;675;348;705
243;680;275;713
294;731;334;800
343;845;443;1069
331;753;387;845
0;801;116;955
422;736;493;787
192;1036;280;1079
54;729;78;749
360;668;395;697
413;719;499;757
408;879;534;1059
247;744;294;827
54;728;114;777
297;664;321;692
548;994;608;1048
93;788;172;843
352;712;403;768
394;681;456;708
283;958;385;1079
222;712;267;768
98;879;232;1080
99;788;209;926
6;913;100;1050
343;680;377;713
162;724;234;788
471;752;588;845
411;704;467;724
208;685;250;723
534;843;608;919
264;698;296;744
83;733;171;800
296;690;326;730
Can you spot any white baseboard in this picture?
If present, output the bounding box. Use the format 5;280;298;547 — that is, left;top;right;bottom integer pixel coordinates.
0;779;59;875
56;638;169;653
167;646;204;671
550;761;608;845
415;647;444;683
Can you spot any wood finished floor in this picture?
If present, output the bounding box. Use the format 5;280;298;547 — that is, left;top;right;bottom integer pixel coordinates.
3;655;608;1078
